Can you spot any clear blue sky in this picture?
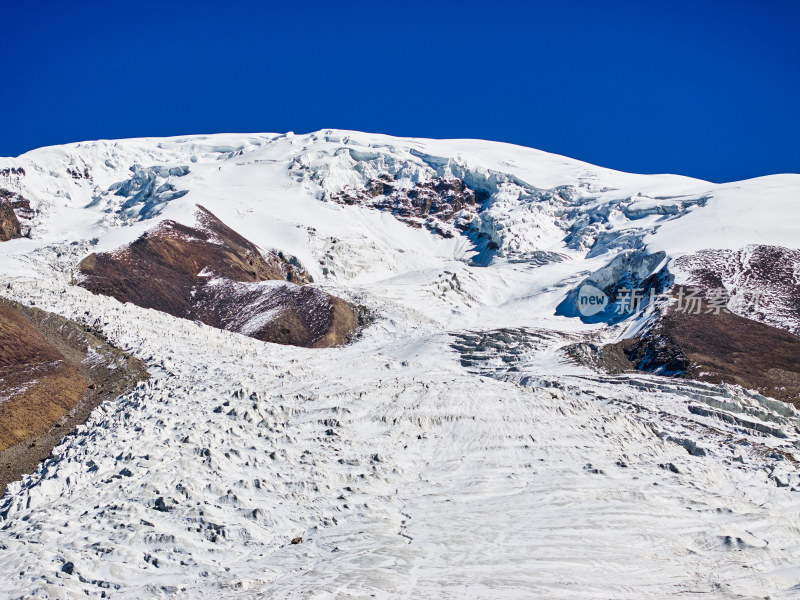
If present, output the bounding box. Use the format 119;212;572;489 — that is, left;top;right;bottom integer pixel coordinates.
1;0;797;182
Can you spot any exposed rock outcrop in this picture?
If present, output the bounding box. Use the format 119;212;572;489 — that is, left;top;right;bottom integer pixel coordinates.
0;189;35;240
0;167;25;178
78;206;364;348
0;298;147;494
0;200;21;241
330;175;488;239
603;293;800;405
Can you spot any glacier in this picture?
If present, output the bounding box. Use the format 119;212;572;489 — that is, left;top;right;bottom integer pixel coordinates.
0;130;798;599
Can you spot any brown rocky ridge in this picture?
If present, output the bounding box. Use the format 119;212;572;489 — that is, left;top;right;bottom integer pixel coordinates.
0;298;147;496
596;283;800;406
78;205;366;347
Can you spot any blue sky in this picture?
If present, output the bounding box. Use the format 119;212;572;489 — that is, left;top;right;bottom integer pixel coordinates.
1;0;797;182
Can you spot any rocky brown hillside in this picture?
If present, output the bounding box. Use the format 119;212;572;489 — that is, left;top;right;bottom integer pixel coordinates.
78;206;364;347
581;246;800;405
0;302;87;451
601;289;800;405
0;299;147;495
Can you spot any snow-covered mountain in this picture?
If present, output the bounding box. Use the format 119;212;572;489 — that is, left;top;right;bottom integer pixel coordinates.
0;130;798;599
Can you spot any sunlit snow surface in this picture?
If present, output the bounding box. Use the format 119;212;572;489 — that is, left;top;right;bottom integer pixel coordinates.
0;131;799;599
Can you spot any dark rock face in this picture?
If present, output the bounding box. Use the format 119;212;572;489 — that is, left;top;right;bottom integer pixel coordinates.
0;200;21;241
0;167;25;178
330;175;488;239
78;206;363;348
79;206;311;316
0;298;147;495
583;245;800;404
67;166;91;180
605;294;800;405
0;189;34;241
619;316;691;376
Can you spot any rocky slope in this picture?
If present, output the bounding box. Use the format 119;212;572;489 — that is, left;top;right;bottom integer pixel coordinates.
78;205;363;348
0;301;87;451
605;298;800;404
0;298;147;495
0;185;34;241
0;200;22;241
589;245;800;400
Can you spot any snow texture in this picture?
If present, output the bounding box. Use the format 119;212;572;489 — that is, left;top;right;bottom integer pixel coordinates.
0;130;798;599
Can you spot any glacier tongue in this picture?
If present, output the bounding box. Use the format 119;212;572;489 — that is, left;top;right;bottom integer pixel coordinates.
1;276;799;599
0;131;798;599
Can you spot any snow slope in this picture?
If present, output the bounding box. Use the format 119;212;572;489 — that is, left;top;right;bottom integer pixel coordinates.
0;131;798;599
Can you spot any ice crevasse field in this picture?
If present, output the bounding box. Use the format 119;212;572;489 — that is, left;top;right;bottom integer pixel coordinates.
0;130;798;598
